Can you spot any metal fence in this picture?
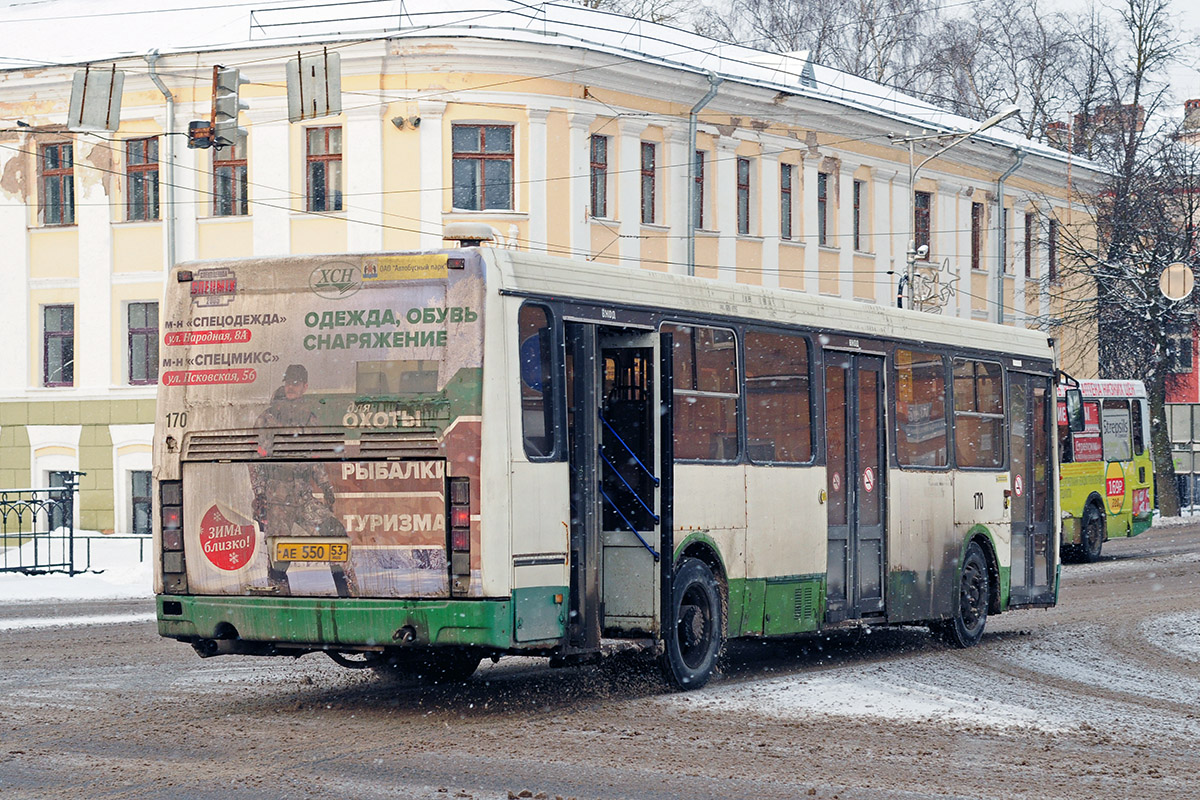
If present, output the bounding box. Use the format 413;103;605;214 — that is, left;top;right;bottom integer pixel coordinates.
1;473;82;575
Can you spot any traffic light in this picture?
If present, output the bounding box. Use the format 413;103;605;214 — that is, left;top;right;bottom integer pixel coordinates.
211;65;248;150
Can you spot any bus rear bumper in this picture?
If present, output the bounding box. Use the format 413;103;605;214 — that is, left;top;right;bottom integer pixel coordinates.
156;594;514;652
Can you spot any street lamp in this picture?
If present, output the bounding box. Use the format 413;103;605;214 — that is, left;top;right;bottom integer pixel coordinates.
893;104;1020;310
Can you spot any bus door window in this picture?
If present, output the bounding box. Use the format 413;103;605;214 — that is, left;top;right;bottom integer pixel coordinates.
824;361;849;604
600;347;655;532
1132;400;1146;456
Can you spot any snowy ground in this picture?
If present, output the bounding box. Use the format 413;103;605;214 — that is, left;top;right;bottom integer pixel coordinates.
4;513;1199;743
0;535;153;604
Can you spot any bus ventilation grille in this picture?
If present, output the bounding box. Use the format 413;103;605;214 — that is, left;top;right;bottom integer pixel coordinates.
794;586;818;621
358;431;441;457
183;431;344;460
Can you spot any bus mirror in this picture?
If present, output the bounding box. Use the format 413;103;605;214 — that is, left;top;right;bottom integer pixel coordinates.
1064;388;1084;432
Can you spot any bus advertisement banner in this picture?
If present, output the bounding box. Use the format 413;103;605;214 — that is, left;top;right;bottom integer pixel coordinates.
159;253;486;598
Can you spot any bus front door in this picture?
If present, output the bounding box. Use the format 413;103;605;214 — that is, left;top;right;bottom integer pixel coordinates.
566;324;662;646
824;352;887;623
1008;372;1056;606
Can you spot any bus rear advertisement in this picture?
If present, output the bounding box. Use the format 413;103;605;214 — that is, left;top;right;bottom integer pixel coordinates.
1056;379;1154;562
155;249;1060;689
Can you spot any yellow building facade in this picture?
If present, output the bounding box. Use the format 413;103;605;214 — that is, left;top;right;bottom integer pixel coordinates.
0;2;1098;532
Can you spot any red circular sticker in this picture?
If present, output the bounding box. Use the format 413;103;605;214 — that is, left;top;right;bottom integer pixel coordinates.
863;467;875;493
199;504;256;571
832;472;842;492
1014;474;1024;497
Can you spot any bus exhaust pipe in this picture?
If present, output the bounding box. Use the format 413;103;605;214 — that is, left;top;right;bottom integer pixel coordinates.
393;625;417;645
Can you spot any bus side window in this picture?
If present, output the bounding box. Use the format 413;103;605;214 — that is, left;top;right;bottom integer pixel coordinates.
1132;399;1146;456
1101;399;1132;462
518;303;557;459
664;323;739;462
952;359;1005;468
744;329;812;464
895;349;947;467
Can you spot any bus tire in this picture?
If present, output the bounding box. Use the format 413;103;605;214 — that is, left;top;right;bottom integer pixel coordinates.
939;541;989;648
1080;506;1105;562
660;557;723;691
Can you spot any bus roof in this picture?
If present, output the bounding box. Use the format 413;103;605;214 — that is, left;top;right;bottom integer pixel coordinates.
487;249;1055;362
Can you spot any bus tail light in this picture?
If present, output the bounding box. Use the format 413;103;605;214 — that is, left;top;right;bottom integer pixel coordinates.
449;476;470;595
160;480;188;594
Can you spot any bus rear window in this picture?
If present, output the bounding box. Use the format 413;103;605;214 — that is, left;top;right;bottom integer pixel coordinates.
518;303;557;459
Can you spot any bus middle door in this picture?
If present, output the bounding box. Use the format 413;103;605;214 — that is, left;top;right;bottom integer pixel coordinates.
566;325;662;645
1008;372;1056;606
824;350;887;623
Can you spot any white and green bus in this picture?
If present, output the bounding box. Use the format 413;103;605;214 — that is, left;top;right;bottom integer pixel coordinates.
154;247;1060;689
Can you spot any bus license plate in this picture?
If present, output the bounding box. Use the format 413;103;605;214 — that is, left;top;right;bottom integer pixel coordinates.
274;540;350;563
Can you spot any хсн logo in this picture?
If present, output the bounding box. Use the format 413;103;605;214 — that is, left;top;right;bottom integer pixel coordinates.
309;261;362;299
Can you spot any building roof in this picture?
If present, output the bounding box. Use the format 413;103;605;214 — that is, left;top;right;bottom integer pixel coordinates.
0;0;1090;171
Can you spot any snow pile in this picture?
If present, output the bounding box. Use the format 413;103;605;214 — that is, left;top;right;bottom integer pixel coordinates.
0;535;153;604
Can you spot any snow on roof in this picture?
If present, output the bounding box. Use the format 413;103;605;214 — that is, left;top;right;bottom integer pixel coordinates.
0;0;1073;165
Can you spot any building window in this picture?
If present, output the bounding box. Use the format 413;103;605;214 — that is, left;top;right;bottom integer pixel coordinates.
39;142;74;226
1025;213;1035;278
1048;219;1059;281
131;470;152;535
914;191;931;258
693;150;705;229
128;302;159;385
817;172;829;246
1168;327;1193;374
589;134;608;218
971;202;985;270
306;127;343;212
213;135;248;216
780;163;793;240
43;304;74;387
452;124;513;211
852;179;864;251
736;157;752;235
640;142;656;224
126;138;159;221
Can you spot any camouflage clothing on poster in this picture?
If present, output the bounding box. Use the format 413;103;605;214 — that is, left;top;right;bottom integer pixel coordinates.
248;365;358;597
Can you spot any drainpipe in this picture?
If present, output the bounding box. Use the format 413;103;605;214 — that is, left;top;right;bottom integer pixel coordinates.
145;50;176;270
687;72;721;276
995;150;1025;325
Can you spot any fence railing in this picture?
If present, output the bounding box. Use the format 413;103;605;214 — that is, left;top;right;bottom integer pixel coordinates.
1;475;82;575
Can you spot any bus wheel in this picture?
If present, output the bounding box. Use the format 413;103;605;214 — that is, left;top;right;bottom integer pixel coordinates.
372;648;482;684
940;541;989;648
660;558;723;691
1080;507;1105;562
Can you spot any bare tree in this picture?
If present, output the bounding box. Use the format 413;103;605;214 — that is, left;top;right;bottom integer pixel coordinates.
1038;0;1194;516
573;0;692;25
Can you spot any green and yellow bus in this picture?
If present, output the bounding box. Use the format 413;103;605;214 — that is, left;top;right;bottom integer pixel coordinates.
154;247;1060;689
1056;379;1154;562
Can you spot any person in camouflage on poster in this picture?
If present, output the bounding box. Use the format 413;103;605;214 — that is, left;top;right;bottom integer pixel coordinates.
249;364;358;597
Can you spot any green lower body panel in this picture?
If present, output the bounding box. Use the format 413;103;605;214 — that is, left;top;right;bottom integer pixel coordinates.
157;595;514;650
731;575;824;637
